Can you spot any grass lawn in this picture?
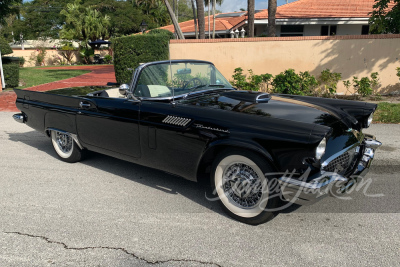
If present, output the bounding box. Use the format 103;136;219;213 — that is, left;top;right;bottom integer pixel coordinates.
374;102;400;124
17;67;91;89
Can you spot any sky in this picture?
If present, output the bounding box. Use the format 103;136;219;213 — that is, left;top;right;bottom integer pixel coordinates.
218;0;298;13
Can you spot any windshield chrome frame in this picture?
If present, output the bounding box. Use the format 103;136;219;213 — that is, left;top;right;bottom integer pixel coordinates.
128;60;234;101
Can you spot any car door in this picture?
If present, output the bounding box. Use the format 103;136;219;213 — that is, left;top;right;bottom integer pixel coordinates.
76;96;141;159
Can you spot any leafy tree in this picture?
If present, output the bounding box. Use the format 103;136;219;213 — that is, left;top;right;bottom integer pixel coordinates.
83;0;146;37
369;0;400;34
18;0;74;39
0;0;22;26
134;0;171;27
60;0;111;44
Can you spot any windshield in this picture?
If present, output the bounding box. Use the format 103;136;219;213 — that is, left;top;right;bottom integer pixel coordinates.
133;62;232;98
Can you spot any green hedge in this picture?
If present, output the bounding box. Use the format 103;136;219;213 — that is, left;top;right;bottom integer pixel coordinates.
0;38;13;55
113;34;170;84
148;29;175;39
3;63;19;88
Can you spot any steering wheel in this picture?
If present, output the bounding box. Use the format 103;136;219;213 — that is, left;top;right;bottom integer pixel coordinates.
182;78;203;90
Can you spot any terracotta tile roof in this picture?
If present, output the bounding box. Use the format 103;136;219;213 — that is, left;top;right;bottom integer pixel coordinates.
161;0;393;34
159;12;246;33
255;0;395;19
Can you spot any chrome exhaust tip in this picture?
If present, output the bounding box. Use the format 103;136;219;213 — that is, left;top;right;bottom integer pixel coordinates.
13;113;25;123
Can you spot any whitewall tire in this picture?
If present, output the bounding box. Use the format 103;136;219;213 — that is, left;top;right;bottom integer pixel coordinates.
211;149;278;225
51;130;83;163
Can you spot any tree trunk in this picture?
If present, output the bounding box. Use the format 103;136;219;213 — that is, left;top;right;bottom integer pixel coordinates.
196;0;205;39
212;0;216;38
208;0;210;39
268;0;277;37
191;0;198;39
164;0;185;39
247;0;255;37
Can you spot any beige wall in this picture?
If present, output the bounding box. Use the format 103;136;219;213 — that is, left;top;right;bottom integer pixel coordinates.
170;35;400;94
10;49;110;67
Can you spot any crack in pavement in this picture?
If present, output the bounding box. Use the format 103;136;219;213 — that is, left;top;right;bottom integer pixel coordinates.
5;232;222;267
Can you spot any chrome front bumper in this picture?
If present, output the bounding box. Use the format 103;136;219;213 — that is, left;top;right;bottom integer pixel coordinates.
278;136;382;206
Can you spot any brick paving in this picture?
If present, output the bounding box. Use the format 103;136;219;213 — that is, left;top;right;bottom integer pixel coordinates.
0;65;116;112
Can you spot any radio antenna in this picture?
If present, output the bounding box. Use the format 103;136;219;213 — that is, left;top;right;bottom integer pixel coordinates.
169;42;176;107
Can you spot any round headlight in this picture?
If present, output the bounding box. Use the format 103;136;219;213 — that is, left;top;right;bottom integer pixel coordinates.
315;137;327;160
367;113;373;127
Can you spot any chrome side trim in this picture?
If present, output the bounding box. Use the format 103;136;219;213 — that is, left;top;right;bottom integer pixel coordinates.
13;113;25;123
47;128;83;150
162;116;191;127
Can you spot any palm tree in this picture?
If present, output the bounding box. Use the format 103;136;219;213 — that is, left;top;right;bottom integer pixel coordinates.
212;0;223;38
204;0;223;39
190;0;198;38
268;0;277;37
207;0;210;38
196;0;205;38
163;0;184;39
247;0;255;37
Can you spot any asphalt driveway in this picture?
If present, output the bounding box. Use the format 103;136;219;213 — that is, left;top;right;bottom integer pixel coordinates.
0;112;399;266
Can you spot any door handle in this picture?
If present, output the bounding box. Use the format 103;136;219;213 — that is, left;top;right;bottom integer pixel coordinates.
79;102;91;109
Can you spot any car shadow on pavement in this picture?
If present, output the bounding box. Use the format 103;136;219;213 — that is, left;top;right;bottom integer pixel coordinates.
7;131;231;219
14;131;380;222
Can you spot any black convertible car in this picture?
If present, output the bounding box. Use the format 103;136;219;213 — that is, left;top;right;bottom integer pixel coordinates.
13;60;381;225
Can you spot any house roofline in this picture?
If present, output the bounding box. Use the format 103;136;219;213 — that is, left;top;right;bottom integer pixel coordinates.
254;17;370;25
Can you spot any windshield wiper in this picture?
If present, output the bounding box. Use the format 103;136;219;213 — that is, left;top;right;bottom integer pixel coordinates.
183;84;226;99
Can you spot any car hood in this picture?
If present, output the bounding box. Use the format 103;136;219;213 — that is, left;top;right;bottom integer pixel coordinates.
181;91;350;129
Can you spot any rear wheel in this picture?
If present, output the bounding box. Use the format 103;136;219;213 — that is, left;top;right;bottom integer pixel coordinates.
211;150;279;225
51;130;83;163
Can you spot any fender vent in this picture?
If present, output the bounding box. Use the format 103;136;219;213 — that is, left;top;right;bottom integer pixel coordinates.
162;116;191;127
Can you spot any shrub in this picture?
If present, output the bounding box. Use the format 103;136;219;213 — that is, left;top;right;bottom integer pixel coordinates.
104;54;112;64
397;67;400;81
3;63;19;88
79;47;94;64
272;69;318;95
318;69;342;97
113;34;170;84
58;42;76;65
352;76;372;97
19;57;25;67
148;29;175;39
352;72;379;97
231;67;273;91
0;38;13;55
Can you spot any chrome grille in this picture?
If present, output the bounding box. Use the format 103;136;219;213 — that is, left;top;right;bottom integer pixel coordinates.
162;115;191;127
323;152;350;173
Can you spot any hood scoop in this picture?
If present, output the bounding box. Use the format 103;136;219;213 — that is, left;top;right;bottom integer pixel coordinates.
221;90;271;103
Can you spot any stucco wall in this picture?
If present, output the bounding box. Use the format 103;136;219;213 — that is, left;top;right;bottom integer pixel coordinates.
170;35;400;94
9;49;110;67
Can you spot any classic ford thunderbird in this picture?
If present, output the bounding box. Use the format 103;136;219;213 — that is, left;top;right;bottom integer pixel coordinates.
13;60;381;225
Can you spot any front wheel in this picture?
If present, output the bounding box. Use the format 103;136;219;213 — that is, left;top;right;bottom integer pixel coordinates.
51;130;84;163
211;150;279;225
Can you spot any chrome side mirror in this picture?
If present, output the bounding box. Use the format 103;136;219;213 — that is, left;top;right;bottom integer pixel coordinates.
119;84;130;96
